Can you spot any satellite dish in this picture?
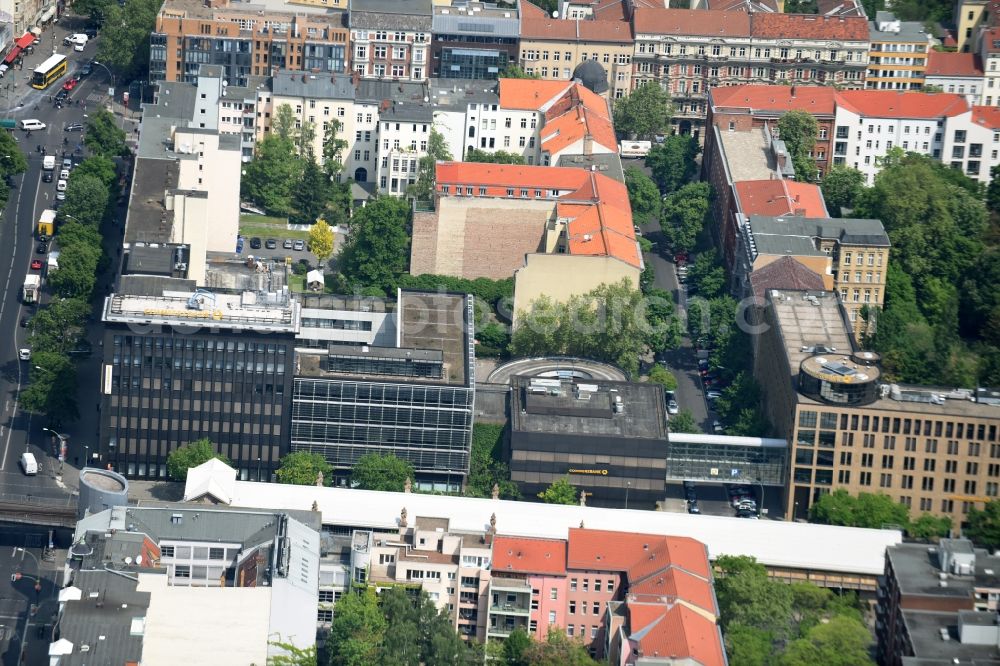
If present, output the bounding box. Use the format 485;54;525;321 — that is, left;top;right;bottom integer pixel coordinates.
135;555;143;565
124;556;133;565
222;80;229;87
552;10;558;17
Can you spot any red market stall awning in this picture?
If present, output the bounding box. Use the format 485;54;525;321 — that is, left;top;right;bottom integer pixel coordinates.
3;46;21;65
15;32;35;50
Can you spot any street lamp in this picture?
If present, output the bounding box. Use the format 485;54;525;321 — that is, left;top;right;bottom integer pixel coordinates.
625;481;631;510
90;60;123;128
256;457;262;481
13;547;44;666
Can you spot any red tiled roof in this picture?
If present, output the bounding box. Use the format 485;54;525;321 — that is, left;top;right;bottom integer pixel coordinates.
519;0;549;19
925;51;983;77
492;536;567;576
735;180;828;218
633;7;750;37
749;256;825;300
836;90;969;118
567;528;711;579
709;84;838;115
498;78;575;111
749;12;868;40
630;604;726;666
628;565;717;615
972;105;1000;129
541;104;616;155
984;27;1000;53
435;162;590;190
520;15;634;42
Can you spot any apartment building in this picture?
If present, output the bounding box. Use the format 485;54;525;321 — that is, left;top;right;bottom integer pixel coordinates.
738;214;889;340
877;538;1000;666
349;0;432;81
981;28;1000;106
956;0;992;53
753;288;1000;525
53;504;320;664
431;0;520;80
152;0;349;85
924;51;986;105
290;291;475;492
865;11;932;91
517;0;635;100
489;536;568;641
631;8;867;138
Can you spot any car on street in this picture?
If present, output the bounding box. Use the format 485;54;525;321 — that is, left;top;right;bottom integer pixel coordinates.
249;237;262;249
705;390;723;400
687;501;701;514
37;234;49;243
59;169;70;181
265;238;277;249
293;239;305;251
62;78;79;91
56;190;65;201
667;399;679;415
80;62;93;76
55;89;68;101
633;225;643;236
30;259;42;270
683;481;697;502
56;179;67;192
64;122;83;132
712;420;725;434
42;171;52;183
37;242;48;254
283;238;293;249
62;158;73;170
20;316;29;327
736;509;758;519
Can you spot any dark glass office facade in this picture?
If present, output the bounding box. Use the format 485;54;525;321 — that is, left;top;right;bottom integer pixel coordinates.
432;38;517;79
99;327;294;481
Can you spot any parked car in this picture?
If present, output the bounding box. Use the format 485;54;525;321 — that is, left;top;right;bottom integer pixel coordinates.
633;225;643;236
736;509;758;519
293;239;305;251
64;122;84;132
42;172;52;183
62;158;73;170
249;237;262;249
265;238;277;249
20;315;29;327
712;420;725;434
37;242;48;254
667;399;679;415
56;191;65;201
80;62;93;76
687;501;701;515
705;390;723;400
56;179;67;192
30;258;42;270
282;238;293;249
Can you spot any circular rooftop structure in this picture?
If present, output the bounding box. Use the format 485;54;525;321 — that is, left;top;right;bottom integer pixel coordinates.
798;352;881;407
78;467;129;520
486;356;627;385
572;60;609;95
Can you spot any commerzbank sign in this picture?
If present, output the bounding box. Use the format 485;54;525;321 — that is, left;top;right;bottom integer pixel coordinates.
568;468;608;475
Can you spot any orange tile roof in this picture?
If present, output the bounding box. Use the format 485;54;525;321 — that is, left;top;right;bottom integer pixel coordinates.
567;528;711;579
435;162;591;190
735;180;828;218
633;7;750;37
630;604;726;666
498;78;575;111
541;104;617;155
749;12;868;40
709;84;838;115
925;51;983;77
492;536;568;576
628;566;717;615
972;105;1000;129
520;15;634;42
836;90;969;118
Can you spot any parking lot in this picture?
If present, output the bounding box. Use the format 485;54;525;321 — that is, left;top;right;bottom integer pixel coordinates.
662;481;787;520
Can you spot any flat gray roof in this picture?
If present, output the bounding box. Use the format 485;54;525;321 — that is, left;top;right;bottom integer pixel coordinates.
511;376;668;440
747;214;890;258
147;82;198;121
718;128;777;183
870;13;932;43
428;78;499;110
125;158;179;245
432;12;520;37
399;291;472;386
902;610;1000;664
103;289;299;334
557;152;626;183
161;0;346;19
350;0;433;29
272;69;357;100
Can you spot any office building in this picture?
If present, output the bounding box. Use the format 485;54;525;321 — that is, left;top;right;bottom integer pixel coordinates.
865;12;932;91
877;538;1000;666
431;0;520;80
349;0;432;81
752;288;1000;524
50;504;319;664
509;377;668;509
290;291;475;492
924;51;986;106
189;65;269;161
737;214;890;340
152;0;349;85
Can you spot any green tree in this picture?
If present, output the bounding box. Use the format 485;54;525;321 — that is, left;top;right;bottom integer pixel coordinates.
267;641;318;666
647;364;677;390
72;0;115;24
645;134;699;194
521;627;600;666
537;476;578;505
908;513;953;541
966;500;1000;550
500;627;532;666
0;132;28;179
715;555;794;638
668;409;699;434
291;158;330;226
660;182;710;254
322;118;349;179
337;196;411;294
499;64;541;79
95;0;160;81
624;167;661;226
328;589;386;666
724;625;775;666
48;242;101;299
84;109;128;158
408;128;452;202
465;148;526;164
28;297;90;355
820;166;865;217
242;133;302;216
686;251;725;299
19;351;78;425
71;155;117;189
61;174;110;226
475;321;511;358
809;489;910;529
466;423;519;499
613;82;672;141
988;165;1000;217
780;616;874;666
308;218;335;265
777;110;819;182
275;451;334;486
351;453;415;492
166;439;229;481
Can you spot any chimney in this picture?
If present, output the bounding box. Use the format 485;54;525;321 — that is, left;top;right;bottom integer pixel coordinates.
583;133;594;156
301;74;307;83
794;208;806;216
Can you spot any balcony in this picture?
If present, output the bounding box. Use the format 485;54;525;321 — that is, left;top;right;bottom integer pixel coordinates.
490;603;531;617
490;577;530;593
488;618;528;639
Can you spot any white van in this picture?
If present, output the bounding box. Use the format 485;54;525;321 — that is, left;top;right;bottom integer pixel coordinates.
19;119;45;131
42;155;55;171
20;452;38;475
18;348;30;361
67;34;87;51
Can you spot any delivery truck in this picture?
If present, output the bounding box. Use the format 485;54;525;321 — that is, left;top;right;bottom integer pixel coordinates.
42;154;55;171
37;209;56;237
22;273;39;303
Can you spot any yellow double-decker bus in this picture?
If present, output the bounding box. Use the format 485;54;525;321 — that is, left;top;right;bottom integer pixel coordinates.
31;54;67;90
